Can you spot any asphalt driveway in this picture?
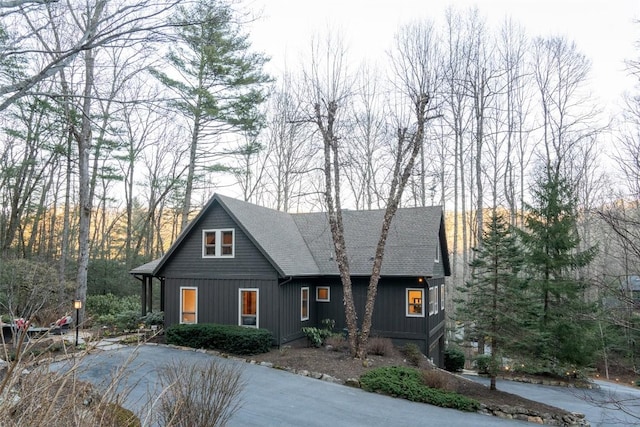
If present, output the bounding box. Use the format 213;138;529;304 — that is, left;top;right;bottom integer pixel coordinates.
467;375;640;427
55;344;640;426
60;344;528;427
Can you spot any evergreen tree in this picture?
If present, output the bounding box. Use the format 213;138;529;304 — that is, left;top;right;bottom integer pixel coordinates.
518;173;598;369
150;0;271;229
458;211;526;390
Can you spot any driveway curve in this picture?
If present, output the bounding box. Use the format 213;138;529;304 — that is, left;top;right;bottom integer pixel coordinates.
65;344;528;427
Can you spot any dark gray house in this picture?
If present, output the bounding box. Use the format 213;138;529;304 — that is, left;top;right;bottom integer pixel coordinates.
131;194;450;366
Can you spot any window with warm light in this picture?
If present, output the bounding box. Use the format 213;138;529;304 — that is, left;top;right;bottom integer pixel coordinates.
202;229;235;258
406;288;424;317
239;289;258;327
180;287;197;324
301;287;309;321
316;286;330;302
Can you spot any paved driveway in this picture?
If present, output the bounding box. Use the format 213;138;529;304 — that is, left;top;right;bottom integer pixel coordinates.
60;344;528;427
466;375;640;427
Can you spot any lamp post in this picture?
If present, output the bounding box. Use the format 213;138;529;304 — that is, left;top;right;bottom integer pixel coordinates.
73;299;82;346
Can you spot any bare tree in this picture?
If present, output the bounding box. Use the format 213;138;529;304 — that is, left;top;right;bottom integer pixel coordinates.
0;0;181;111
262;72;317;212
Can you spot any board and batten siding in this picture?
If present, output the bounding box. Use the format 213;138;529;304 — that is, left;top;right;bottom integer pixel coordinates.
165;277;280;342
278;279;315;344
313;277;433;352
159;201;278;279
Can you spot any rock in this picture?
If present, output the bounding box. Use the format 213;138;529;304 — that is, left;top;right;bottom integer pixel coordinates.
259;361;273;368
527;416;544;424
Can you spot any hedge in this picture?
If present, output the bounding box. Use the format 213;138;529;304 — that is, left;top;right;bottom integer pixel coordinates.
165;323;272;355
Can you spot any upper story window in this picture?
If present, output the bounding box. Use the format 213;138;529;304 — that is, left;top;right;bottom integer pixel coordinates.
435;239;440;263
203;229;235;258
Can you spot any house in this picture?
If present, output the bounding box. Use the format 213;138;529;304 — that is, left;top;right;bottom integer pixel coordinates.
130;194;450;366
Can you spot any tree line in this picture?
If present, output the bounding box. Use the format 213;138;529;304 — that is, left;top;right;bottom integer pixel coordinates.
0;1;639;374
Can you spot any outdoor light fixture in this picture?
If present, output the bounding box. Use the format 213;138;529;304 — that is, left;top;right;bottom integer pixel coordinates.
73;299;82;346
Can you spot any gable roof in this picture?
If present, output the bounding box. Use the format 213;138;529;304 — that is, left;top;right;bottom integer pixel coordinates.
133;193;449;278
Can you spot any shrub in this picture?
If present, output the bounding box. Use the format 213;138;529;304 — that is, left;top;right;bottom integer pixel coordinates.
324;334;348;352
360;366;479;412
301;326;332;348
367;337;394;356
402;343;423;367
157;359;244;427
421;368;454;391
444;347;465;372
166;323;272;355
87;294;140;317
115;310;142;331
141;311;164;326
475;354;492;375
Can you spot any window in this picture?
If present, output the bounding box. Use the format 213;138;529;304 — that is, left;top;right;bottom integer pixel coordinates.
180;287;197;324
429;286;438;315
406;288;424;317
440;284;445;311
301;287;309;321
435;239;440;263
316;286;330;302
203;229;235;258
239;289;258;327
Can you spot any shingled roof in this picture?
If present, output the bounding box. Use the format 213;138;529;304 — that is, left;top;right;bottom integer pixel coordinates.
132;194;448;278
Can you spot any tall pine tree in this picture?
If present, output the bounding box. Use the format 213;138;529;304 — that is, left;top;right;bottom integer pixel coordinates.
458;211;526;390
150;0;271;229
518;173;598;369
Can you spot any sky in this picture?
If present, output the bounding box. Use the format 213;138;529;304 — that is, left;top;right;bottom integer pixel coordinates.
246;0;640;114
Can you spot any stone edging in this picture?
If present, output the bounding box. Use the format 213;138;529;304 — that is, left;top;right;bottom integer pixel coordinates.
154;343;591;426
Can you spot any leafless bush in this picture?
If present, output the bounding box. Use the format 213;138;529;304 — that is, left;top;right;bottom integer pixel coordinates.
156;359;245;427
0;347;139;426
366;337;394;356
324;334;349;352
421;368;455;391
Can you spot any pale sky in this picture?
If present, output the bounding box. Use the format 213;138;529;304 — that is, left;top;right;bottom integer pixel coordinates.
247;0;640;114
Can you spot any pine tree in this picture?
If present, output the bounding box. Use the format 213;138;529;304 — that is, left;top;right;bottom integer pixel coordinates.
458;211;526;390
150;0;271;229
518;173;598;369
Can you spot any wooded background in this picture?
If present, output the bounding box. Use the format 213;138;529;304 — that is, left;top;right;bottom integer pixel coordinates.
1;0;639;375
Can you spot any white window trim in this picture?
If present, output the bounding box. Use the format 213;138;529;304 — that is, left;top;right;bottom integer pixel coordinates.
429;286;439;315
179;286;198;324
238;288;259;328
406;288;425;317
316;286;330;302
202;229;235;258
301;287;310;321
440;284;445;311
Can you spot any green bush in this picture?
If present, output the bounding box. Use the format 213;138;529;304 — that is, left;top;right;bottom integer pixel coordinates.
114;310;143;331
360;366;479;412
87;294;140;317
166;323;272;355
141;311;164;326
475;354;492;375
302;327;333;347
444;347;465;372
